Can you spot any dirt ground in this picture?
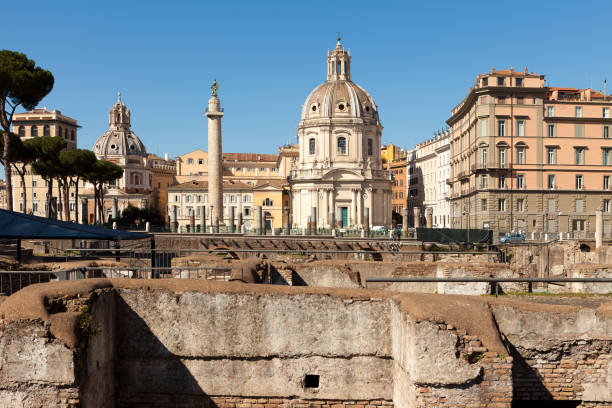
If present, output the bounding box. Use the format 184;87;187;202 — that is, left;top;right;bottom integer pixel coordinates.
495;293;612;309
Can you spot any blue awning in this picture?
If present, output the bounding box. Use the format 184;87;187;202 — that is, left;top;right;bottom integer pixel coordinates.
0;209;151;240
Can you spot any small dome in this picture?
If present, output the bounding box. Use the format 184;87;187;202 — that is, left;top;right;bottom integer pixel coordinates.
93;93;147;157
301;80;379;120
93;129;147;157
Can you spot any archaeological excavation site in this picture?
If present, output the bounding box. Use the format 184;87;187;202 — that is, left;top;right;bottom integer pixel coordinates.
0;234;611;408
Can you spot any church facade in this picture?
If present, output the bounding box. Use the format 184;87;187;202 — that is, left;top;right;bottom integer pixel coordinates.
289;38;392;229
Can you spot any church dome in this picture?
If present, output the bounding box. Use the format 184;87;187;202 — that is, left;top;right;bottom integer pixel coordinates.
93;93;147;157
300;37;379;121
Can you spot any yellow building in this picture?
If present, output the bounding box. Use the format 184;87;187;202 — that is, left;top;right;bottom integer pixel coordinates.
253;180;290;230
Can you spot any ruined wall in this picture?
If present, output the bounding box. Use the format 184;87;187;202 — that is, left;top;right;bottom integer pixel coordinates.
114;288;393;404
491;301;612;406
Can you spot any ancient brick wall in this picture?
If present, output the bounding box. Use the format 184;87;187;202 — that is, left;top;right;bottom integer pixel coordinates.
117;396;394;408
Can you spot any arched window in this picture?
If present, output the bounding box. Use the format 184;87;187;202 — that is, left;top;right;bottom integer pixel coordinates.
43;125;50;136
337;60;342;75
31;126;38;137
263;198;273;206
337;136;347;155
309;138;315;155
368;138;373;155
18;126;25;137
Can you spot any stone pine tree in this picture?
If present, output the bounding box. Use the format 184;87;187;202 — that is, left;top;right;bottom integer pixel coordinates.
30;136;66;218
0;50;54;211
10;137;37;213
61;149;97;223
85;160;123;224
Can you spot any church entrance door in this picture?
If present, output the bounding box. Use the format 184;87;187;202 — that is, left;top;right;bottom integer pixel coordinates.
341;207;348;227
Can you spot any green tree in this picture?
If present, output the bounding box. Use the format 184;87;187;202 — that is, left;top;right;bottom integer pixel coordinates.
30;136;66;218
0;50;54;211
10;137;37;213
85;160;123;224
61;149;97;223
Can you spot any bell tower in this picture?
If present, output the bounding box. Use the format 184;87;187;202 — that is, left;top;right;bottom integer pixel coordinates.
327;36;351;81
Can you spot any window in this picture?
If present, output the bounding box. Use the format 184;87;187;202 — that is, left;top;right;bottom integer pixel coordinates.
547;124;555;137
548;174;556;189
187;158;194;164
367;138;373;155
605;199;611;212
31;126;38;137
517;95;524;104
604;107;610;118
186;195;192;202
498;148;506;166
337;137;347;154
516;120;525;136
230;195;236;203
498;199;506;212
480;148;487;166
243;195;251;202
263;198;273;206
499;174;506;189
175;195;179;202
516;147;525;164
498;120;506;136
605;175;610;190
515;78;523;87
271;167;276;172
198;159;204;165
575;124;585;138
575;148;585;165
604;149;611;165
71;130;75;140
33;202;38;212
32;180;37;187
18;126;25;137
481;198;487;211
576;174;584;190
576;199;584;212
196;195;201;202
480;175;487;189
547;148;556;164
43;125;50;136
498;96;506;104
482;77;488;86
517;174;525;189
480;118;487;137
575;106;583;118
548;199;556;213
517;199;524;212
604;126;610;139
547;106;555;117
497;77;504;86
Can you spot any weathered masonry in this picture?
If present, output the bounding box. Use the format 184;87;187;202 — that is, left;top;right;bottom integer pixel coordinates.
0;280;610;407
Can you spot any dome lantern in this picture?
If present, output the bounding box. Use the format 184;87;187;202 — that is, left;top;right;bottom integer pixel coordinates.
327;36;351;81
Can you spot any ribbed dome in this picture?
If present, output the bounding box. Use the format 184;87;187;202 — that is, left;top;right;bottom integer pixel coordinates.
93;129;147;157
93;93;147;157
300;80;379;120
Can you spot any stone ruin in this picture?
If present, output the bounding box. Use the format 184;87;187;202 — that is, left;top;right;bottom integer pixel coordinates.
0;279;610;407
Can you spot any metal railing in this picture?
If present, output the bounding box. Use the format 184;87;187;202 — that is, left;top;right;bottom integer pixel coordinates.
364;276;612;295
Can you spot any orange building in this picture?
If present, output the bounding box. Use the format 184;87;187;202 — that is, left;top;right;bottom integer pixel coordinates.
447;68;612;238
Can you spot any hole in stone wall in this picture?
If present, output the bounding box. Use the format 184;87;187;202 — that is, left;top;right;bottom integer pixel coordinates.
579;244;590;252
338;104;345;111
304;374;319;388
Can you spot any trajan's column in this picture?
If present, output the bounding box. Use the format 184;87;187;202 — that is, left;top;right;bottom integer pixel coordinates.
206;79;224;226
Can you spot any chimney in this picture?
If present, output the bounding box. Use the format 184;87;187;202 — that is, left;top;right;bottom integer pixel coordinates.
164;153;169;161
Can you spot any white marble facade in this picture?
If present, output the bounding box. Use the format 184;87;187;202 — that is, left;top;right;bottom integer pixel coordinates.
289;38;392;229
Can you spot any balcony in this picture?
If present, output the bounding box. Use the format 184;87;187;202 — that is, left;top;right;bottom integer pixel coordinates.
470;161;510;171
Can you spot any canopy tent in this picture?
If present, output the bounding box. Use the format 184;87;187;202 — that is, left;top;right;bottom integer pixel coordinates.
0;209;151;241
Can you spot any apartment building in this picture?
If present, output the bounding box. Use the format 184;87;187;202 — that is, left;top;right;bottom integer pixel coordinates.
447;68;612;237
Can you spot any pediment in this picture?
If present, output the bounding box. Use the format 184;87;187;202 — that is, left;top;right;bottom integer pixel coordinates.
321;169;364;181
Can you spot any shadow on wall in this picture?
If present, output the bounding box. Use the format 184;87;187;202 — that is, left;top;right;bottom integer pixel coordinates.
113;295;215;406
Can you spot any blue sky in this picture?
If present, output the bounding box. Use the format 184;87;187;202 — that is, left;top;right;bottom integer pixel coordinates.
4;0;612;158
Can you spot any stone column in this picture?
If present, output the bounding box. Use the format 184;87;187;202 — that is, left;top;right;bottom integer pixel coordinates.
112;198;118;220
351;189;357;227
414;207;421;229
311;207;317;234
364;207;370;234
230;206;236;233
80;199;88;224
357;188;363;228
205;82;224;227
170;205;178;233
402;207;409;238
596;209;603;249
426;207;433;228
329;189;336;228
189;208;195;232
323;189;329;228
200;206;206;233
283;208;290;235
256;205;263;235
